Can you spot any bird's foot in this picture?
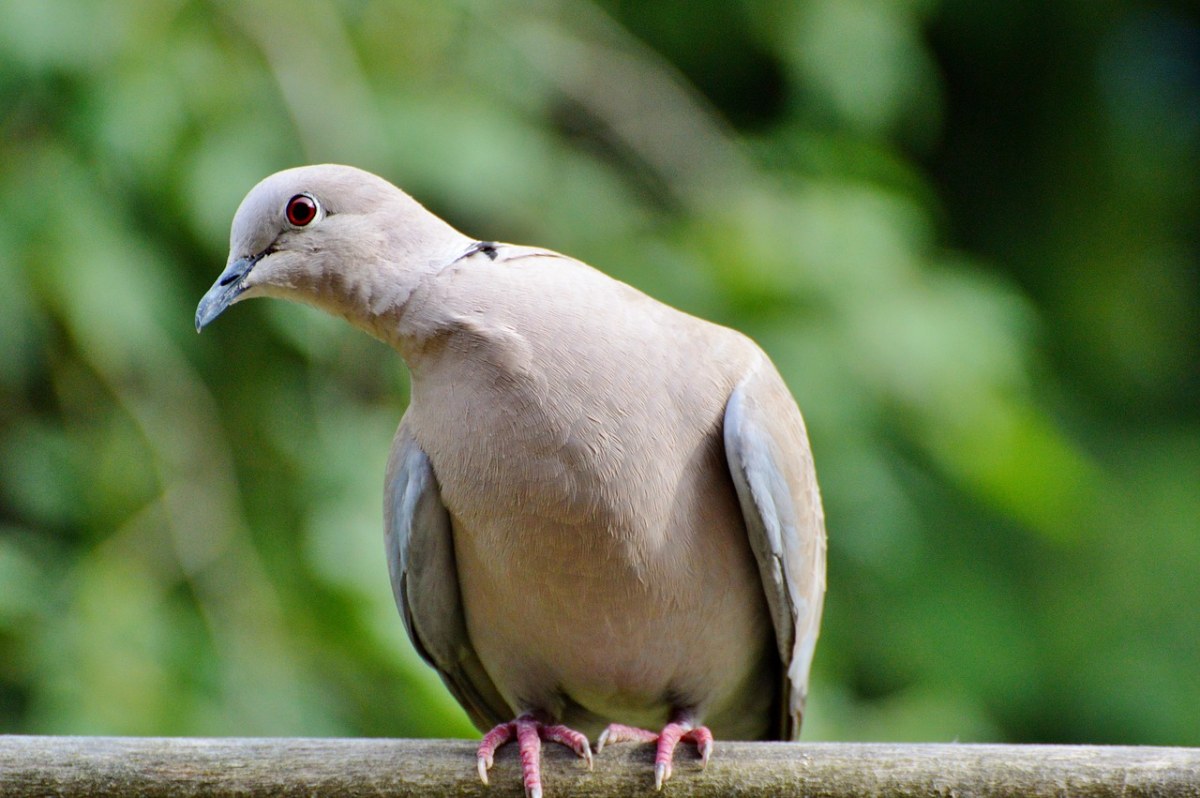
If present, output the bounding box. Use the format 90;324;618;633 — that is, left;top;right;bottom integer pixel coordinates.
477;713;593;798
597;720;714;790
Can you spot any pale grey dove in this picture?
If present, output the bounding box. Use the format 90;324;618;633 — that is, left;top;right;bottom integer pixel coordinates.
196;164;826;797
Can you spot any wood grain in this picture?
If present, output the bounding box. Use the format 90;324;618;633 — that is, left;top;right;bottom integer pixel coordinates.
1;736;1198;797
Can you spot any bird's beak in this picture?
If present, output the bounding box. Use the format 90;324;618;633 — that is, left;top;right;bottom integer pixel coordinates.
195;253;262;332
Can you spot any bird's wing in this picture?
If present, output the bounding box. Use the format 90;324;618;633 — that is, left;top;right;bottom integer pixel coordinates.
384;418;511;731
723;355;827;739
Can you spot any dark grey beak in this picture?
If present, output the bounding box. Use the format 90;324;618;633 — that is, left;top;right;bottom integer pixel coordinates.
195;254;261;332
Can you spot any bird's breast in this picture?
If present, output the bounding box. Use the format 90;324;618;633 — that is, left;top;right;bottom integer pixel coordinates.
399;266;774;733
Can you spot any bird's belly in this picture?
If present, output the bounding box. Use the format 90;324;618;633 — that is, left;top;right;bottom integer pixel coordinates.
451;504;776;738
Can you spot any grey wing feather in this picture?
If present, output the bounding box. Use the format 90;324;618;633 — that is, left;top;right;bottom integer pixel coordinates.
384;418;511;731
723;358;827;740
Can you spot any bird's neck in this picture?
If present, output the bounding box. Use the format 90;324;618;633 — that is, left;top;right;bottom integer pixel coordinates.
304;215;474;350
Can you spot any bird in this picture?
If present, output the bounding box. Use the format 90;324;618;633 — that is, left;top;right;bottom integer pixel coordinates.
196;164;826;797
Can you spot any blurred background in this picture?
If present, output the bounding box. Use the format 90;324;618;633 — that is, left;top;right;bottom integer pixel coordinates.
1;0;1197;746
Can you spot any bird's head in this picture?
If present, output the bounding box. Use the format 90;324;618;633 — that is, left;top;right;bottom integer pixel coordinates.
195;164;467;333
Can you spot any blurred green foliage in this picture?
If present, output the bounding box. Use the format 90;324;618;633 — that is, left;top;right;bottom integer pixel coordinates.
0;0;1196;746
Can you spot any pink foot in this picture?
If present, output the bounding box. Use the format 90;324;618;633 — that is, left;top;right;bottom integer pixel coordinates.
597;719;714;790
477;713;593;798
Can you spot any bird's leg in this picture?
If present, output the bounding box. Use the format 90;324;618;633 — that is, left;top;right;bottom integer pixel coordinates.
596;711;713;790
477;713;593;798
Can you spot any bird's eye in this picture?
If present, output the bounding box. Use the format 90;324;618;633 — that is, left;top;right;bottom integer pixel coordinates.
285;194;319;227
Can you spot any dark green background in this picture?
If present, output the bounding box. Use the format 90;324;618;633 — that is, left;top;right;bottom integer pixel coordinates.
1;0;1197;745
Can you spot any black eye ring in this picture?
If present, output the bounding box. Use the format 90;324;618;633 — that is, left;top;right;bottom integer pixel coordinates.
285;194;319;227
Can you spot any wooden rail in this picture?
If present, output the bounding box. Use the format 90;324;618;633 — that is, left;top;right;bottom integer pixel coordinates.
1;736;1198;797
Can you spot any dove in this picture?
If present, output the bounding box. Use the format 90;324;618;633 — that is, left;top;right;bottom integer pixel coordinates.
196;164;826;797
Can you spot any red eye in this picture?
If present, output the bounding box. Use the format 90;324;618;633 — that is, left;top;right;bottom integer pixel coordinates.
286;194;318;226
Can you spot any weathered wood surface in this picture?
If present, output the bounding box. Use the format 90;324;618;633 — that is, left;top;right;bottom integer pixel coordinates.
1;736;1197;797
